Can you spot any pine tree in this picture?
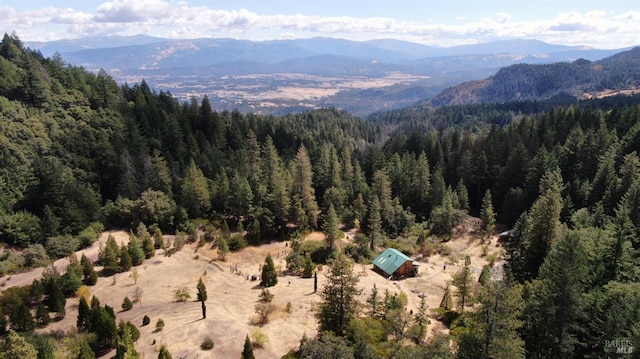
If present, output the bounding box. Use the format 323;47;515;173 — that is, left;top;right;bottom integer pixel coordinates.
367;195;382;250
316;253;361;336
323;205;341;251
9;297;35;332
197;277;208;310
452;261;473;312
241;334;255;359
217;239;229;261
115;320;139;359
303;254;315;278
292;146;319;229
261;254;278;287
102;243;119;275
366;284;382;319
414;293;430;342
142;233;155;259
480;189;496;239
128;235;145;266
181;159;211;218
457;281;525;359
523;231;588;358
81;254;98;285
523;167;564;281
440;286;453;311
119;243;132;272
77;296;90;330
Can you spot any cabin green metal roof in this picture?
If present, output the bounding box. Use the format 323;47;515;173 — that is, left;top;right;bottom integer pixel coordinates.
372;248;412;276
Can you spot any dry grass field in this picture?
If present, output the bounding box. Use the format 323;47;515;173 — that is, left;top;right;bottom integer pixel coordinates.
2;218;503;359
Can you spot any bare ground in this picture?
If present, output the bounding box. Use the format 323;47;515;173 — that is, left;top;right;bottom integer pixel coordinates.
4;218;503;359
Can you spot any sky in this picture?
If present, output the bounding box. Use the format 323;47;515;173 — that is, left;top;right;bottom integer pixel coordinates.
1;0;638;48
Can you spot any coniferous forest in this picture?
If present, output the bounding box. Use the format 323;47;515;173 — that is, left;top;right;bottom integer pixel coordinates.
1;33;640;358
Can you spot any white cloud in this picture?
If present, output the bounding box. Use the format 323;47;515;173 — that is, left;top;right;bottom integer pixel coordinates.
95;0;171;22
1;3;638;49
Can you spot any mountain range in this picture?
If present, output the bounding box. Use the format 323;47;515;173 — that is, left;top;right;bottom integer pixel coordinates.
27;36;634;116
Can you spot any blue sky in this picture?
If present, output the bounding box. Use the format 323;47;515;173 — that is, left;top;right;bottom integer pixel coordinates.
1;0;638;48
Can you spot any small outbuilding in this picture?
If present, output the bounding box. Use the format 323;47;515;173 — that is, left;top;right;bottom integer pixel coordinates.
372;248;418;279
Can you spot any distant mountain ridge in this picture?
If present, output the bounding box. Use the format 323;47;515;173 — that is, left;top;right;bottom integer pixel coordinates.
25;35;635;116
424;46;640;107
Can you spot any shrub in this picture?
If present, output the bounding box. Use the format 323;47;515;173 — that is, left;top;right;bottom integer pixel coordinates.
228;234;247;251
173;287;191;302
45;235;80;259
156;318;165;331
259;288;274;302
200;336;214;350
122;296;133;311
142;315;150;326
252;329;269;348
254;303;275;326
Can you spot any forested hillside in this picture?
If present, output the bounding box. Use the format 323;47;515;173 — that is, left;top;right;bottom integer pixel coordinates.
1;33;640;358
423;46;640;107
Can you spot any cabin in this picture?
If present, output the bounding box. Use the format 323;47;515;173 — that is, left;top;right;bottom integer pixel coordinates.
372;248;419;279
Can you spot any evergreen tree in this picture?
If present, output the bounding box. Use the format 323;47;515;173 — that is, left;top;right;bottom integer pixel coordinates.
323;205;341;251
366;284;382;319
77;338;96;359
9;297;35;332
367;195;382;250
292;146;319;229
77;296;90;330
317;253;361;336
457;281;525;359
522;167;564;281
115;320;139;359
440;286;453;311
181;159;211;217
33;335;56;359
261;253;278;287
523;231;588;358
81;254;98;285
158;345;172;359
142;233;155;259
128;235;145;266
452;261;473;312
102;241;120;275
480;189;496;238
217;239;229;261
35;303;50;326
303;254;315;278
194;279;208;305
414;293;430;342
241;334;255;359
603;200;638;283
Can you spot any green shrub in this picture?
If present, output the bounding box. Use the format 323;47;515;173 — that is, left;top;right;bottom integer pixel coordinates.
156;318;165;331
200;336;214;350
252;329;269;348
259;288;274;302
142;315;150;326
228;234;248;251
122;296;133;311
45;235;80;259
